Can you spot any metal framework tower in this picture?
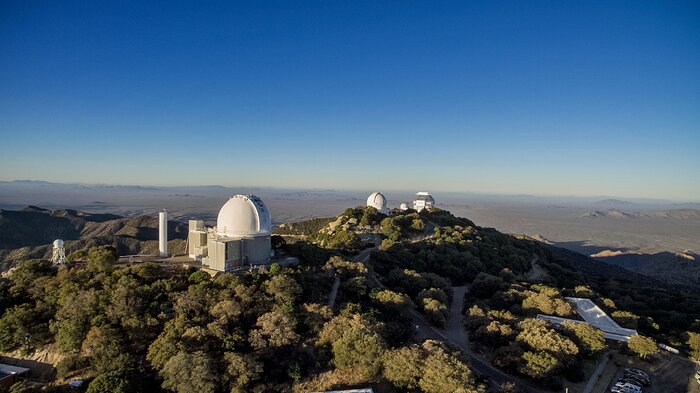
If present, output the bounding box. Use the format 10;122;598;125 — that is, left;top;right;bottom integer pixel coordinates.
51;239;67;265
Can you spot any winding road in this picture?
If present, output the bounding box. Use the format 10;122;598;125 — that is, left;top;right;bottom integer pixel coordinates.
355;246;545;392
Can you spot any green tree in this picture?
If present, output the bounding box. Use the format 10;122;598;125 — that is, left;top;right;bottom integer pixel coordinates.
51;289;99;353
86;371;136;393
317;309;373;346
224;352;263;391
475;320;514;347
81;325;130;374
419;340;482;393
421;298;447;328
471;273;504;299
301;303;333;334
383;345;423;389
263;274;302;305
516;319;578;360
147;316;188;370
188;270;211;284
611;310;640;329
561;321;606;355
627;335;658;359
521;291;574;317
687;331;700;361
371;289;412;311
519;351;559;379
0;303;51;351
8;382;41;393
160;351;218;393
249;311;300;349
7;259;55;296
86;246;118;273
332;326;385;379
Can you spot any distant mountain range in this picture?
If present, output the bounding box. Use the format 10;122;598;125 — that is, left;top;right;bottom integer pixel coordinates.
581;208;700;219
594;198;635;206
592;249;700;288
0;206;187;268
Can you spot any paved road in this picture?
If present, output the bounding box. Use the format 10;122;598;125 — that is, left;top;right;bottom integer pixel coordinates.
357;247;545;393
327;275;341;308
581;351;609;393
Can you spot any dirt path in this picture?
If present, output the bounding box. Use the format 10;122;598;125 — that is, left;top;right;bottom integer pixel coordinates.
523;255;548;281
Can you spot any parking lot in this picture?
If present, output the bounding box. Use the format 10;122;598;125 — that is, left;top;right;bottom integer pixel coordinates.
604;353;698;393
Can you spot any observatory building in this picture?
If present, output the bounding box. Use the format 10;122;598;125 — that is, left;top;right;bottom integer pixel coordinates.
51;239;67;265
399;202;409;211
366;192;389;215
188;195;273;272
412;192;435;212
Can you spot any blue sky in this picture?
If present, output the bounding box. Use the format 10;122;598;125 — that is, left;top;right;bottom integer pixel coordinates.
1;1;698;200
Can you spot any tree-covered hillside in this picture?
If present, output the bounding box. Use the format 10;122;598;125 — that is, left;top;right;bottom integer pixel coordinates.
1;206;699;393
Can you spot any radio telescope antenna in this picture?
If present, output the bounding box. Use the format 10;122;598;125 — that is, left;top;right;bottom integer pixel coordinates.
51;239;67;265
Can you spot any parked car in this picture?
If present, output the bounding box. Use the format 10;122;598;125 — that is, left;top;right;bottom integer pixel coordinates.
611;386;641;393
621;374;649;386
618;378;643;388
614;381;642;393
623;369;650;385
625;368;650;379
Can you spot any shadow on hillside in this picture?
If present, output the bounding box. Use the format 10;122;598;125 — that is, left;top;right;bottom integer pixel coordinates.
553;240;632;256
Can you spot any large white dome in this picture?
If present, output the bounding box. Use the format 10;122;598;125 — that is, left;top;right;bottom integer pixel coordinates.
367;192;389;214
216;194;272;237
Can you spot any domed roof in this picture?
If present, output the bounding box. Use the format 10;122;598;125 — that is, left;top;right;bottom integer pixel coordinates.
53;239;64;248
414;192;435;202
399;203;409;210
367;192;389;214
216;194;272;237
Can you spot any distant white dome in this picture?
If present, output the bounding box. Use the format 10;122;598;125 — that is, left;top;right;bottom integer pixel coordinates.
53;239;64;248
399;203;409;211
216;195;272;237
367;192;389;215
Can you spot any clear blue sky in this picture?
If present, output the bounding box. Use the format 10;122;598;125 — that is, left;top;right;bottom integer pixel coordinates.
1;1;698;200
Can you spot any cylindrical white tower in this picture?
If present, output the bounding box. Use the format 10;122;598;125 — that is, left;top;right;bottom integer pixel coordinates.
159;209;168;257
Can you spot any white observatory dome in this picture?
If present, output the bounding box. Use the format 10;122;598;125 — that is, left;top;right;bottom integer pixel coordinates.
367;192;389;214
216;195;272;237
399;203;409;211
53;239;64;248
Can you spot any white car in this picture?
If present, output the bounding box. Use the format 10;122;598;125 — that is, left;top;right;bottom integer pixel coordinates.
614;382;642;393
611;387;639;393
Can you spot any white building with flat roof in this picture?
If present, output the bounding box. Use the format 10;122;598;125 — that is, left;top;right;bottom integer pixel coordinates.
537;297;638;342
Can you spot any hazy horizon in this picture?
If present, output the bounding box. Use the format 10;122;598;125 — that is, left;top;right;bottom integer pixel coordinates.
2;178;699;204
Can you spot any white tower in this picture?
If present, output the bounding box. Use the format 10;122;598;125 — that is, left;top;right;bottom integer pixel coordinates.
159;209;168;257
51;239;67;265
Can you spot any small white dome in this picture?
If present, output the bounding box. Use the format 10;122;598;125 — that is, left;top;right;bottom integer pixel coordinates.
53;239;64;248
399;203;409;210
367;192;389;214
216;195;272;237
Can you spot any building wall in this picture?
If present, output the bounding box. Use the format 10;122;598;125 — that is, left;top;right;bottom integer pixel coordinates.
243;235;272;265
188;231;207;258
203;235;271;272
188;220;207;259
